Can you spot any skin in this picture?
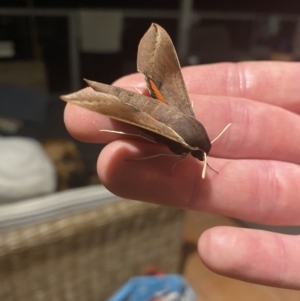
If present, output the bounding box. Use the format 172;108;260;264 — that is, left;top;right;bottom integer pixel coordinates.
64;61;300;289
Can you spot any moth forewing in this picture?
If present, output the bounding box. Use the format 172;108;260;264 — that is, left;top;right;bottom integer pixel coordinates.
137;23;195;117
61;88;189;148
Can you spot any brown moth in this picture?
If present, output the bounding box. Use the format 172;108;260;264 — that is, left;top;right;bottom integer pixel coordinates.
61;23;230;178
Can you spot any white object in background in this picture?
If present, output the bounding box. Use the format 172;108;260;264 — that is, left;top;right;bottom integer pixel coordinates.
0;184;117;231
79;10;123;53
0;136;56;202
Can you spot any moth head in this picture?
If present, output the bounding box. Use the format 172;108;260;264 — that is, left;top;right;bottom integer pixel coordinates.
191;149;206;161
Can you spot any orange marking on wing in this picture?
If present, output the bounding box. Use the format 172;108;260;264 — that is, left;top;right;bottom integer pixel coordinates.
149;79;168;104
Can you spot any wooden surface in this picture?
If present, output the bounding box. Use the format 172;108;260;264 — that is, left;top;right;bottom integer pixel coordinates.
182;211;300;300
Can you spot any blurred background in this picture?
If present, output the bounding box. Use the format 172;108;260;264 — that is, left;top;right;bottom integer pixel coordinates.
1;1;300;300
1;1;300;180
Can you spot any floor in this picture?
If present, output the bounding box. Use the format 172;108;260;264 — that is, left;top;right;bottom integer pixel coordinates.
182;211;300;301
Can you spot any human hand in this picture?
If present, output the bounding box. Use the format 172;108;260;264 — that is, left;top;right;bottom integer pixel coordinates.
64;61;300;289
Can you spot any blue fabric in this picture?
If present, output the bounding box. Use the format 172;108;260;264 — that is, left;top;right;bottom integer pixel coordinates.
0;83;49;123
107;274;196;301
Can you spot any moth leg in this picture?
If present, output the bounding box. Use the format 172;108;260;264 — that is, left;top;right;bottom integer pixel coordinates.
134;87;143;94
211;123;231;144
206;162;218;175
201;152;208;179
171;153;189;175
100;129;157;143
204;153;219;179
126;153;182;162
202;153;218;178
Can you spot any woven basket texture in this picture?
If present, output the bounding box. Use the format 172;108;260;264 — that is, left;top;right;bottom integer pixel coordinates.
0;199;183;300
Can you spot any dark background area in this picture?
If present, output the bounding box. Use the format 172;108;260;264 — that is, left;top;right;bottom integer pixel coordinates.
1;1;299;182
2;2;299;92
1;0;300;13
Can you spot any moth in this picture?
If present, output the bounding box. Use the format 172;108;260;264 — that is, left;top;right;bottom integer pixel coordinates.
61;23;230;178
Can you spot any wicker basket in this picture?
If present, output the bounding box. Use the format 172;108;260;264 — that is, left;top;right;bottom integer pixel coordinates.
0;186;183;300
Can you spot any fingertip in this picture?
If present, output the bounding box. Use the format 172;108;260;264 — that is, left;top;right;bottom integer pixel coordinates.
198;226;300;288
64;102;108;142
198;226;233;273
63;102;83;137
96;140;133;191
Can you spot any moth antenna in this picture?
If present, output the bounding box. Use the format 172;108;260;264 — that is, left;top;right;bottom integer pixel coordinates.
211;123;231;144
203;123;230;177
134;87;143;94
100;129;157;143
171;153;189;175
202;152;208;179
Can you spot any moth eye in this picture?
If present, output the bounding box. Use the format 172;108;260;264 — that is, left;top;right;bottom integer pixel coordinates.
191;150;205;161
